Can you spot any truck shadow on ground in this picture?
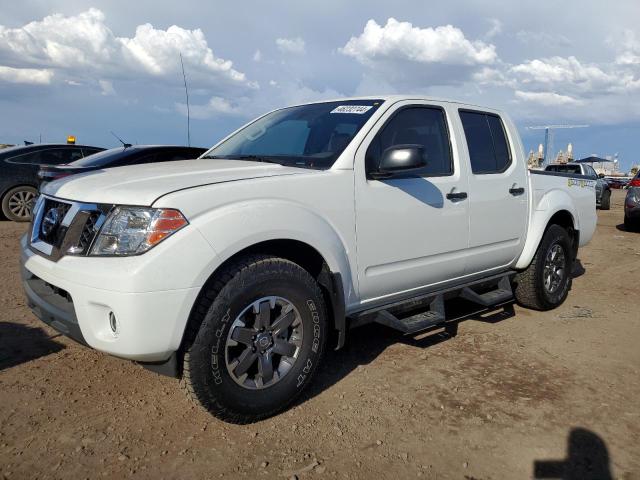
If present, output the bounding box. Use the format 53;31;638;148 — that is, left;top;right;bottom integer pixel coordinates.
302;259;589;407
533;428;612;480
300;299;516;406
0;321;65;371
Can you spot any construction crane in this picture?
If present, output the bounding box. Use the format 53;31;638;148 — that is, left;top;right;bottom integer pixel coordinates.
526;124;589;166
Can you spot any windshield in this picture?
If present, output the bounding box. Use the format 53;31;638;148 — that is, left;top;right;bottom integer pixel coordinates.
203;100;384;169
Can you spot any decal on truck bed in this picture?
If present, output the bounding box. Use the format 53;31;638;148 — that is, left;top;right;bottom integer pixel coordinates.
567;178;596;188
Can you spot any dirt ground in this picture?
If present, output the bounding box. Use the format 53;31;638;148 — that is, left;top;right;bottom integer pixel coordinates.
1;190;639;480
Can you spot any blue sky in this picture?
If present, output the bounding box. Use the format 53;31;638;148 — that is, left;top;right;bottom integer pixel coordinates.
1;1;639;171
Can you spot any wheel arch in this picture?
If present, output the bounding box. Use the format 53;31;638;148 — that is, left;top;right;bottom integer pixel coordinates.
181;238;348;360
516;207;578;270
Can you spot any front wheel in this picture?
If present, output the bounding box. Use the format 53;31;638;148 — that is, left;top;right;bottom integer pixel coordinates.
514;224;573;311
181;255;328;423
2;186;38;222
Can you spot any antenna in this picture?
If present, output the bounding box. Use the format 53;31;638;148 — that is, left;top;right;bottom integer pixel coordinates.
180;52;191;147
110;131;132;148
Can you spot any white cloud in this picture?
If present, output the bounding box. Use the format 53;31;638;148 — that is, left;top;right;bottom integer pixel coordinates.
341;18;497;66
472;67;514;87
253;49;262;62
515;90;583;106
0;8;254;91
610;29;640;65
510;56;639;95
0;65;53;84
516;31;572;48
178;81;344;120
176;95;245;119
484;19;502;39
276;37;306;54
99;79;115;96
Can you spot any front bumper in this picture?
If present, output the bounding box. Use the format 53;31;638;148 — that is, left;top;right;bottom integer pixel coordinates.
20;228;215;362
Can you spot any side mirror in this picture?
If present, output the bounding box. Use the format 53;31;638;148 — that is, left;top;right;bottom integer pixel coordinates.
598;173;605;179
369;145;427;180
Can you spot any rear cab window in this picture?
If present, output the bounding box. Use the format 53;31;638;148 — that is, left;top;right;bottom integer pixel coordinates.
459;110;512;174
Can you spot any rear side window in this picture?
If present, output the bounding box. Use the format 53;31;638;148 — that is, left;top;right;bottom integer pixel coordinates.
459;110;511;174
367;106;453;176
10;147;83;165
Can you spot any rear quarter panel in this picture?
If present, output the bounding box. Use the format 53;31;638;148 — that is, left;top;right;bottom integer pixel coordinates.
516;171;597;269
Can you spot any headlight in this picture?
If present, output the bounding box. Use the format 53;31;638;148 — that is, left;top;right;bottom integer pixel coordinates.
90;207;188;256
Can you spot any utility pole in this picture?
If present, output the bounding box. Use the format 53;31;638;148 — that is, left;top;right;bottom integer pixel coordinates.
526;124;589;166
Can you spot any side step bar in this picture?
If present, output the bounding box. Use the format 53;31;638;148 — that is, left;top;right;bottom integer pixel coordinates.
460;276;513;307
350;272;514;335
371;295;445;335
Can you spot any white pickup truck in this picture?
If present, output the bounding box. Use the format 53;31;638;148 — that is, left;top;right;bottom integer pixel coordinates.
21;96;597;423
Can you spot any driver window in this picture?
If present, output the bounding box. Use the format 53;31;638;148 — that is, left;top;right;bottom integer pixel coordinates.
366;107;453;177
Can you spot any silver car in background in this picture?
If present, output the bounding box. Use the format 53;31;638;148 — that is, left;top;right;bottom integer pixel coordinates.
624;171;640;231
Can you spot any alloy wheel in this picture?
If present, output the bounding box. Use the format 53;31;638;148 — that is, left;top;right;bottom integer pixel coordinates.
543;243;566;294
225;296;303;389
7;189;37;220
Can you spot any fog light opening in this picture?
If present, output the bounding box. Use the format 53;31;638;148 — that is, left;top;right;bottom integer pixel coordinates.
108;311;119;336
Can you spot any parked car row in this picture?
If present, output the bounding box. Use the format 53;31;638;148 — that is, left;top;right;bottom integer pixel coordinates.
605;177;630;189
1;143;104;221
1;143;205;221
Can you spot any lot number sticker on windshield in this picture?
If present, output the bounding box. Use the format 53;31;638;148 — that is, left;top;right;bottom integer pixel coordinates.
330;105;373;114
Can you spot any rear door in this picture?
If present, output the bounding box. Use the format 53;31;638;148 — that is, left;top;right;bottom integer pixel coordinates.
354;101;470;303
458;109;528;273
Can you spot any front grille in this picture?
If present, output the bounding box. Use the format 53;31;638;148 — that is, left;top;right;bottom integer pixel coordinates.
76;211;101;253
30;196;110;261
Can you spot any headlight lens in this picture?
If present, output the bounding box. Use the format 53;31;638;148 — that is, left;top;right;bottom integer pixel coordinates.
90;207;188;256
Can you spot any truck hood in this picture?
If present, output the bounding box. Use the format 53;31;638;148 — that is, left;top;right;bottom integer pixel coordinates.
42;159;312;205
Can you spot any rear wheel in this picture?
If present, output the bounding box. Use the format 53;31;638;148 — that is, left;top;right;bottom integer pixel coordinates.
625;215;639;232
599;190;611;210
181;255;328;423
514;224;573;311
2;186;38;222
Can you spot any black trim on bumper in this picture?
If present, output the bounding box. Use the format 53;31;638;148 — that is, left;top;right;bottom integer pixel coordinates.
21;265;87;346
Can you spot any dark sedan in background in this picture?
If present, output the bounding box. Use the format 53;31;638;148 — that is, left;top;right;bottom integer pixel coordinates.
1;143;104;221
624;171;640;231
38;145;207;189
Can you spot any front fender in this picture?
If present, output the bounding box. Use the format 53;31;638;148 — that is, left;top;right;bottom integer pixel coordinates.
186;198;357;306
515;188;579;270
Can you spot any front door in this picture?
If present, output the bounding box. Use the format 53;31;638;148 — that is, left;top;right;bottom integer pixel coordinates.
354;102;470;304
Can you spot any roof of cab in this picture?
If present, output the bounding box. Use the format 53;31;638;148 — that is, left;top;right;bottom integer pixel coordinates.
284;95;501;112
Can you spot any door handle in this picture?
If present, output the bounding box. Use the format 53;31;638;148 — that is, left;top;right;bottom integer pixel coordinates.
509;187;525;196
446;191;468;201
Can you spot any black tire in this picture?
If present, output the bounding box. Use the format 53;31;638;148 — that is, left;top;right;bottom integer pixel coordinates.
599;190;611;210
181;255;328;424
1;185;38;222
625;215;639;232
513;224;573;311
